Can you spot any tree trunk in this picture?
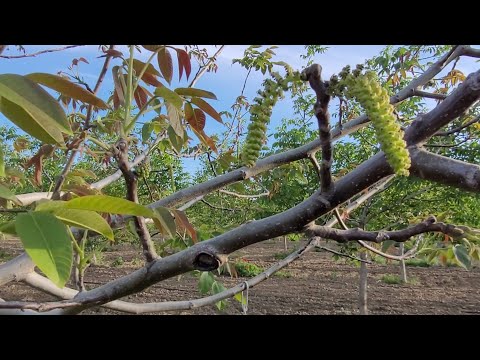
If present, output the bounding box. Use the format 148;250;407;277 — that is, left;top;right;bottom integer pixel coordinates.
359;251;368;315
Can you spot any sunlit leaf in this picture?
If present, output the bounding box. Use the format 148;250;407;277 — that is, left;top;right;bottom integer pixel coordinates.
167;125;183;154
172;209;197;243
153;207;176;238
15;211;72;288
155;86;183;110
0;184;21;205
174;88;217;100
132;59;161;77
453;244;471;270
44;195;156;218
0;96;64;145
185;103;206;131
0;74;72;142
198;271;214;294
166;102;183;137
26;73;108;109
190;97;223;123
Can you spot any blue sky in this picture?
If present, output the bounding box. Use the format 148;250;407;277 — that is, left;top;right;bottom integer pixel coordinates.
1;45;478;174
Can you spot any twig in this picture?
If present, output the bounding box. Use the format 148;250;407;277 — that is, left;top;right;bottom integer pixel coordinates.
316;245;372;263
0;208;27;213
435;114;480;136
308;152;322;181
333;202;419;261
201;199;237;212
189;45;225;88
219;189;269;199
412;89;448;100
306;216;463;243
356;238;421;261
206;152;217;176
0;45;85;59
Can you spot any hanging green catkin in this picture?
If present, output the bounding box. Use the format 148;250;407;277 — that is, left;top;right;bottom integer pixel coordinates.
343;71;411;176
242;72;289;167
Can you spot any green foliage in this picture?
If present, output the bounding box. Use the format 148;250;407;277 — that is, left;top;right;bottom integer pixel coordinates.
235;260;263;277
111;256;124;267
35;204;114;240
0;78;69;145
15;211;72;288
381;274;403;285
405;258;431;267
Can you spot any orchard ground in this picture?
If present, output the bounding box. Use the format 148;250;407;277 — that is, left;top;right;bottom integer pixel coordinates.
1;237;479;315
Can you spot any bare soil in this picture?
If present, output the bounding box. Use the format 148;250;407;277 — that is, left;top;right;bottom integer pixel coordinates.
1;238;480;315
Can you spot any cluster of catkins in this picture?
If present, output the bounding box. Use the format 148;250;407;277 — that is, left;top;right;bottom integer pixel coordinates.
329;65;411;176
135;156;151;178
242;71;299;167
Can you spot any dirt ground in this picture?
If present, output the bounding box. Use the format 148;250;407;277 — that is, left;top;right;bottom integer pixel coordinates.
1;237;479;315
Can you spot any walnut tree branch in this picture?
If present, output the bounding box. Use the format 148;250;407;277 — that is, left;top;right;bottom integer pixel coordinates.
0;45;85;59
114;138;158;262
435;114;480;136
302;64;333;192
305;216;462;243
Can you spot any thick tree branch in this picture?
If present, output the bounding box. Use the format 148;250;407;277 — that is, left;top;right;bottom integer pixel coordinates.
410;147;480;192
302;64;333;192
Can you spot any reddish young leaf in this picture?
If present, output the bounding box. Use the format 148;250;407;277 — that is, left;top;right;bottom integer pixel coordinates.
193;128;218;154
134;85;149;109
172;209;197;243
63;184;100;197
24;144;55;186
141;72;162;87
132;59;161;77
158;48;173;85
98;49;123;59
185;105;206;132
176;49;191;81
190;97;223;123
113;90;120;110
142;45;163;52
